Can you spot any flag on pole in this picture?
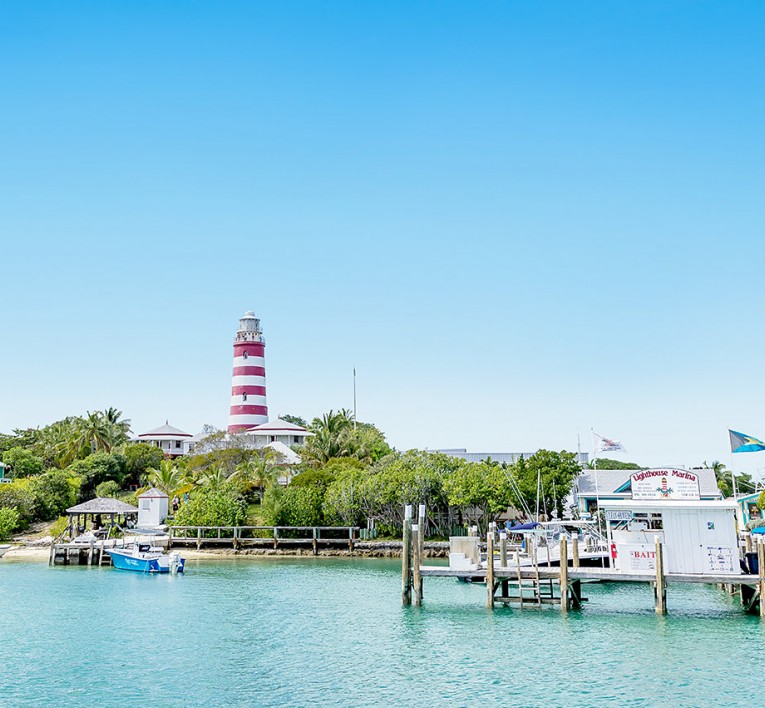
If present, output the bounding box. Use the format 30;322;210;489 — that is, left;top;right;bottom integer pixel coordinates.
592;431;626;454
729;429;765;453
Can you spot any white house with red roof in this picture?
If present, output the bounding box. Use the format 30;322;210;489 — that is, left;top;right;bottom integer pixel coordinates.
135;422;193;458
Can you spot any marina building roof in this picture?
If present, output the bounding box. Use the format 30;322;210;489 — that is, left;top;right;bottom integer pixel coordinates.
66;498;139;515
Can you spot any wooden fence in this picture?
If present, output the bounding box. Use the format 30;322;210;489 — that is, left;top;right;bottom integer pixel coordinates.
169;525;360;552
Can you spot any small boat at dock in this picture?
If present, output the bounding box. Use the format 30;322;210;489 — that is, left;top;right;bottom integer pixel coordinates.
106;544;185;574
0;544;12;558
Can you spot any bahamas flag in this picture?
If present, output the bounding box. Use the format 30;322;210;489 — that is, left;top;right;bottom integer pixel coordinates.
729;429;765;453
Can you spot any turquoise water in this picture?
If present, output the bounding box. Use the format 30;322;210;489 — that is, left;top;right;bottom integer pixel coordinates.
1;558;763;707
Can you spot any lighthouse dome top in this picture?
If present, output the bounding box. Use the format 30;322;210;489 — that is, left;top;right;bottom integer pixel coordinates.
236;310;264;343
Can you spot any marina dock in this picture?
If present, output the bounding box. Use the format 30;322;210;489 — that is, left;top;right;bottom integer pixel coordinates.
401;505;765;616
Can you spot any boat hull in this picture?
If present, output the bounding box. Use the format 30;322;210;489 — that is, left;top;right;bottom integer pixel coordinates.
106;549;185;574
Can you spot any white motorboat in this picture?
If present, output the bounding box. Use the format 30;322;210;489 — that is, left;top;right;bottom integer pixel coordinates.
0;544;12;558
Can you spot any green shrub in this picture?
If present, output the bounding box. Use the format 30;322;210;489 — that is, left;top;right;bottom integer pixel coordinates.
2;447;44;478
0;481;35;528
49;515;69;539
0;507;20;540
67;452;127;500
262;484;325;526
122;443;165;486
95;480;121;498
174;484;246;527
28;470;78;521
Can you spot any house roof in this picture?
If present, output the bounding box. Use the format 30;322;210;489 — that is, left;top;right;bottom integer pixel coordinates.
264;441;302;465
246;418;311;435
67;498;139;515
138;487;168;499
138;422;192;438
577;468;721;498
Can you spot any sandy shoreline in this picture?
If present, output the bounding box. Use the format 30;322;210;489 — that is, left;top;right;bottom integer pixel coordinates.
3;542;448;563
1;548;395;563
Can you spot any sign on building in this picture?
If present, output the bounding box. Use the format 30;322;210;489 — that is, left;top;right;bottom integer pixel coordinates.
630;468;700;501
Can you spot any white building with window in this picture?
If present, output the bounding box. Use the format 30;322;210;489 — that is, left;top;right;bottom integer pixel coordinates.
135;422;193;458
241;417;312;449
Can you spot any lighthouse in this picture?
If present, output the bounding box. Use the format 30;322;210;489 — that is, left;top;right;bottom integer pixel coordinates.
228;311;269;433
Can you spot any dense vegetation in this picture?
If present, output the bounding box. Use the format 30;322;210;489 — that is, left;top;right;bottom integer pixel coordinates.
0;406;643;540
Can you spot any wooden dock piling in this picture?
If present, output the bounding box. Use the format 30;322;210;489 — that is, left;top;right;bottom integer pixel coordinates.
655;535;667;615
559;536;569;612
412;524;422;606
417;504;426;599
401;505;412;606
486;529;495;609
499;531;509;600
758;537;765;619
572;534;579;569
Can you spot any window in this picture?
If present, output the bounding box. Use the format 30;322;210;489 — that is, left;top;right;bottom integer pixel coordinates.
294;436;300;444
243;393;248;401
243;351;249;359
271;435;276;442
175;441;181;449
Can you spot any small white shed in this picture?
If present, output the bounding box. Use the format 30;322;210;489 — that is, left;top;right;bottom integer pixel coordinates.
137;487;169;527
602;499;740;575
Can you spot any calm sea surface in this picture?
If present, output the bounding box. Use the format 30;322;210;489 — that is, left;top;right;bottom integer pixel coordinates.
1;557;763;707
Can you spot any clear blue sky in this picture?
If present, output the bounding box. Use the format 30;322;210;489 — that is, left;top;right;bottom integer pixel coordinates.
2;1;764;477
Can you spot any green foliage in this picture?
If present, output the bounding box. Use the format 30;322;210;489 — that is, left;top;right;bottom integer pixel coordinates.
49;516;69;539
95;480;121;498
281;414;307;427
589;458;641;470
289;468;337;491
0;481;35;528
185;444;255;478
706;460;756;498
122;443;165;486
301;410;392;467
174;484;247;527
444;460;515;525
0;507;20;540
67;452;127;500
2;447;44;478
28;470;78;520
511;450;581;519
261;484;325;526
146;459;183;495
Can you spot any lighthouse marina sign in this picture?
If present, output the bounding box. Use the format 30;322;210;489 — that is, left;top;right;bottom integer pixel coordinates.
630;468;701;501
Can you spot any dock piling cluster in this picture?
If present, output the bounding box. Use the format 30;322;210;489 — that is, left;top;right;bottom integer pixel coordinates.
401;505;765;616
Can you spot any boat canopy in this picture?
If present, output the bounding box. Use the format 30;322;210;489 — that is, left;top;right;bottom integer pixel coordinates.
505;521;540;532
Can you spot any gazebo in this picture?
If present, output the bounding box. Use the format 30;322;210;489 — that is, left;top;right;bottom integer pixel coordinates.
65;498;139;540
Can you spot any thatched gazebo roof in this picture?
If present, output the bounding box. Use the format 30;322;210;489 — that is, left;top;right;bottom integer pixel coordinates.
66;498;139;515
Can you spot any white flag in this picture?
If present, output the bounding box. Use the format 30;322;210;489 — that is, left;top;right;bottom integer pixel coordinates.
592;431;626;454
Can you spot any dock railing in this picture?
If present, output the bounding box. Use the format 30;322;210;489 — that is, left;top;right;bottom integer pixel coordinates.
168;525;360;552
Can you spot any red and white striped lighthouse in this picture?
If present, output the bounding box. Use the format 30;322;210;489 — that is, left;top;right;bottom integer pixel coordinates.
228;311;269;433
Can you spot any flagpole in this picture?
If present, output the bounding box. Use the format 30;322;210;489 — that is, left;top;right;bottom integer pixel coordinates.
592;428;605;568
353;367;357;431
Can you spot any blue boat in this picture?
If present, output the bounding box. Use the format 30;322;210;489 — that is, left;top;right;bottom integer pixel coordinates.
106;545;185;574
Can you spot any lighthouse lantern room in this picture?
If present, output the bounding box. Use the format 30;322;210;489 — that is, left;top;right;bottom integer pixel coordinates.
228;311;269;433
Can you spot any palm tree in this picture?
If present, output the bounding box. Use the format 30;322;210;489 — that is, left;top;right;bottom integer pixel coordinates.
147;459;182;495
302;409;355;466
233;449;281;489
196;465;228;489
